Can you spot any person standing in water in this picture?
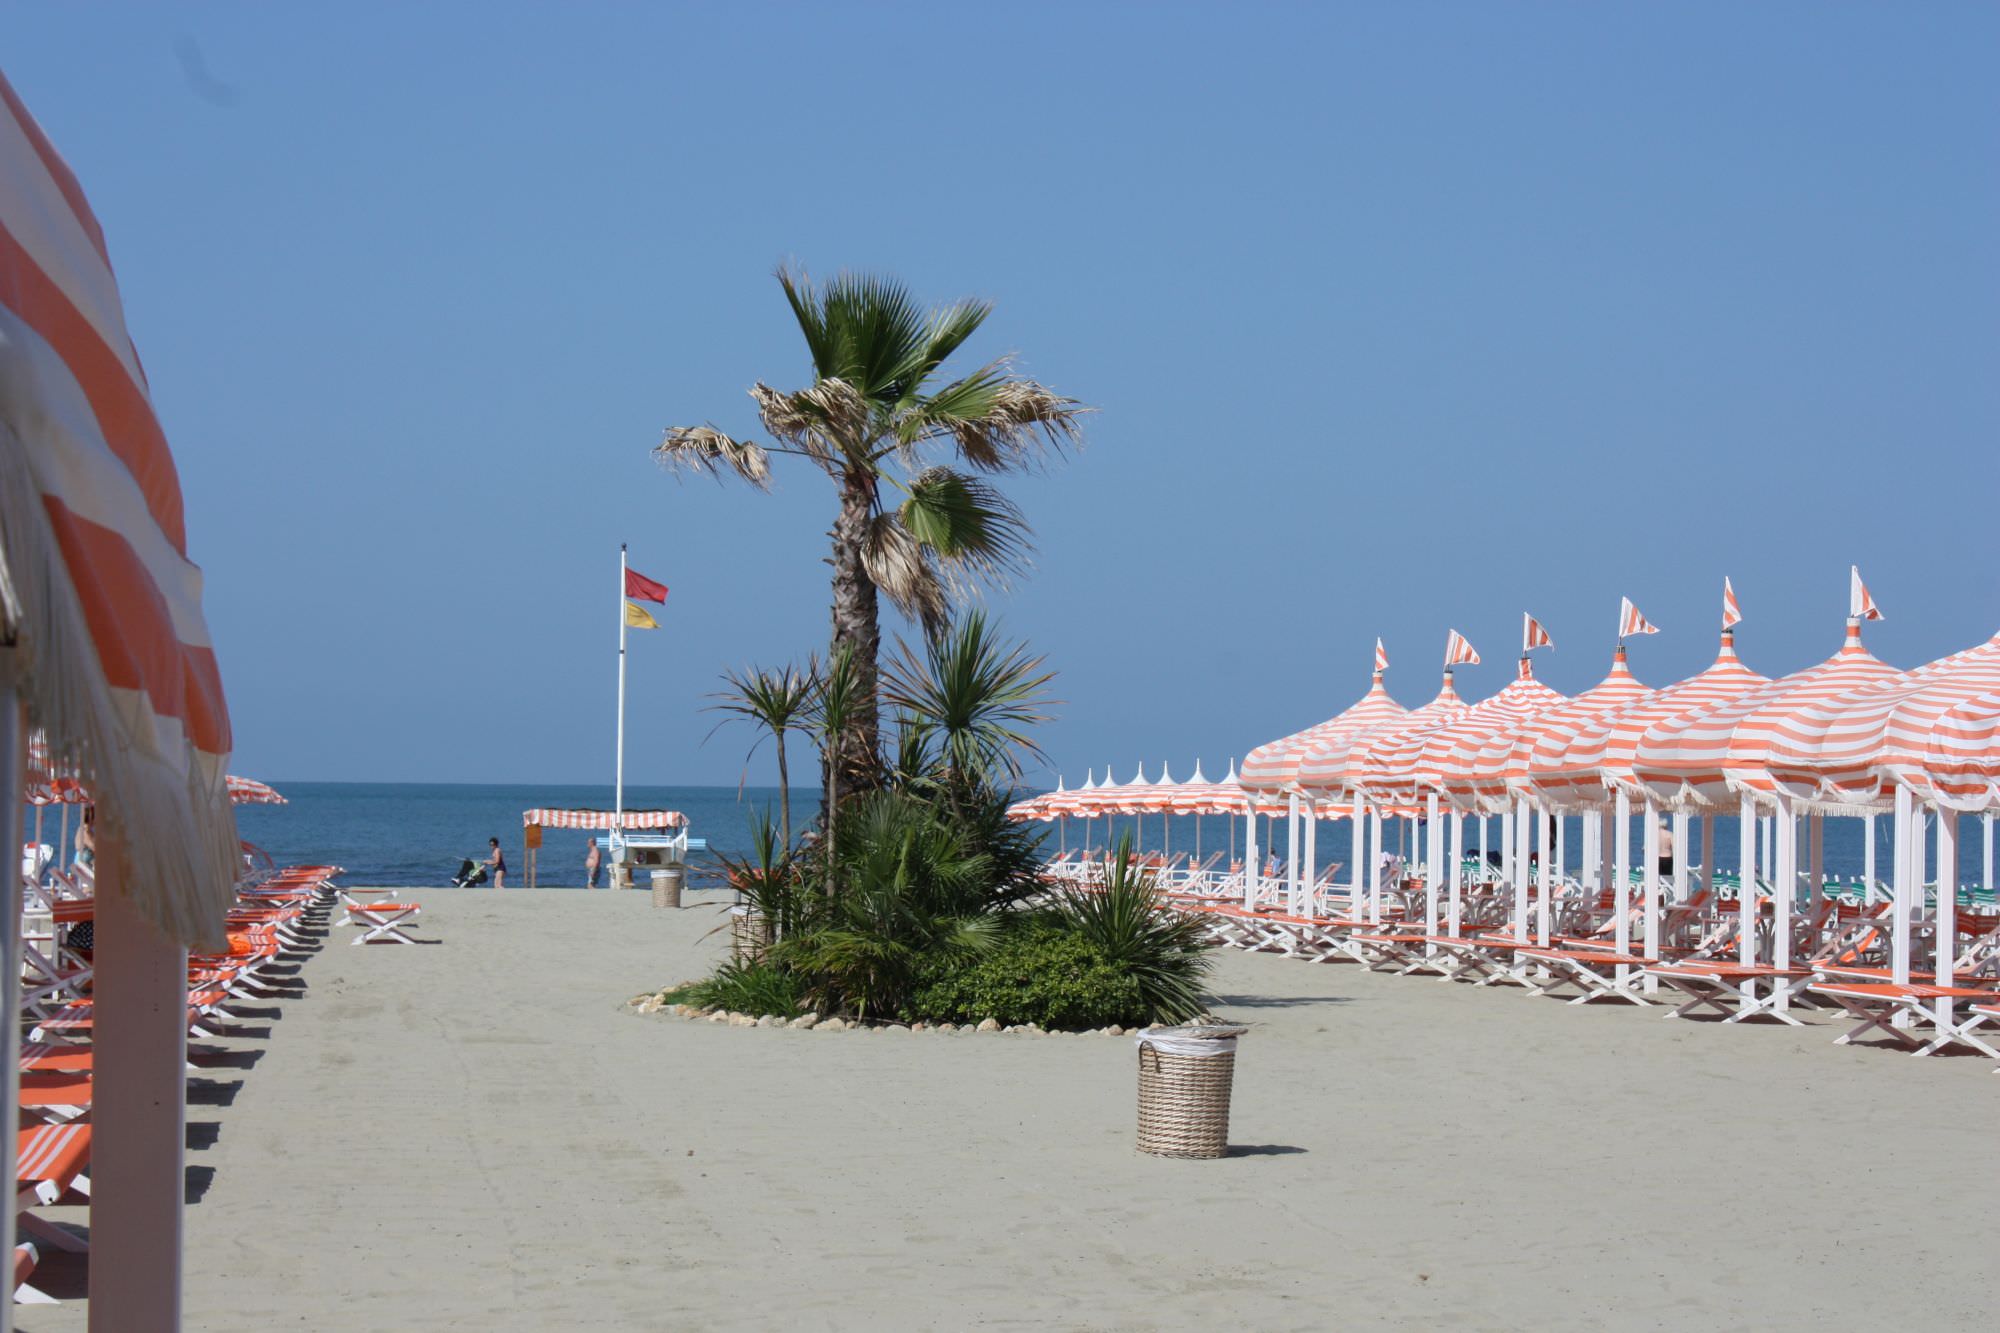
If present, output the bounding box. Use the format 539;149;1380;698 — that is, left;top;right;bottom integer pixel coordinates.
483;836;507;889
584;837;602;889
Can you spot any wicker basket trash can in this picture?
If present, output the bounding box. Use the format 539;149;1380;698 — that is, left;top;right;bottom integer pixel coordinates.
728;905;770;961
650;867;684;909
1134;1025;1247;1159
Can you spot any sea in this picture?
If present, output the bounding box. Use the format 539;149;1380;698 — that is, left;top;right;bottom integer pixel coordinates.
187;781;2000;894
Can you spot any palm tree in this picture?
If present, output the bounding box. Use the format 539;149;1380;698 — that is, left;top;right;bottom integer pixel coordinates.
709;662;819;849
881;611;1056;797
807;645;863;898
655;267;1086;802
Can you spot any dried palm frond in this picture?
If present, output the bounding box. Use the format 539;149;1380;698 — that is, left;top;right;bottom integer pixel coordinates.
655;425;773;489
861;513;947;636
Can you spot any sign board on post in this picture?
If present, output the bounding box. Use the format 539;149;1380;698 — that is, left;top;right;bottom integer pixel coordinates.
524;824;543;850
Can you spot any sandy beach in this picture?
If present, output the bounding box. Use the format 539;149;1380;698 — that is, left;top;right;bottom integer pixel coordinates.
21;888;1995;1332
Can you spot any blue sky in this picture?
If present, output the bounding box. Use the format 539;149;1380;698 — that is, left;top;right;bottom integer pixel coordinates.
6;4;1996;788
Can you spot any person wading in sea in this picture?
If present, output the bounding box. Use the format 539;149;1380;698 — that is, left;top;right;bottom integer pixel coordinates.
584;836;602;889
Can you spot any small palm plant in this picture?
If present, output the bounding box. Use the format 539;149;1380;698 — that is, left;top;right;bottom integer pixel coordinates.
807;644;866;898
709;661;819;848
1057;835;1213;1024
881;611;1056;799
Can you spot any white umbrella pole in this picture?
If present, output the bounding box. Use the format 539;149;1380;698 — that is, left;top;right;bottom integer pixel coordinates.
1772;798;1795;1008
1242;809;1259;910
1936;810;1958;1030
1350;799;1367;918
1303;798;1319;918
1479;814;1489;883
1738;795;1757;1003
1538;805;1554;948
1555;813;1566;888
1510;798;1528;941
1985;813;1994;900
1369;807;1385;923
1423;793;1441;943
1864;815;1877;898
1448;810;1464;936
1613;792;1632;960
1892;786;1913;992
1;682;24;1306
1285;792;1301;915
1669;810;1690;994
1700;814;1714;898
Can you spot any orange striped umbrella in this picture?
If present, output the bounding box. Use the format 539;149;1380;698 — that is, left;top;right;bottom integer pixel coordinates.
1632;619;1900;809
1424;657;1568;809
1296;670;1459;794
1238;663;1407;795
1766;631;2000;812
2;71;236;943
1471;646;1649;812
1529;631;1767;809
1921;688;2000;813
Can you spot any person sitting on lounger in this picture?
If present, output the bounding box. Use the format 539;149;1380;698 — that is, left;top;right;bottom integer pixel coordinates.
483;837;507;889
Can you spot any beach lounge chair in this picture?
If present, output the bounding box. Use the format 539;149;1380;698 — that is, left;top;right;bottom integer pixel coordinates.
15;1241;55;1305
1805;981;2000;1058
345;900;422;945
15;1125;90;1260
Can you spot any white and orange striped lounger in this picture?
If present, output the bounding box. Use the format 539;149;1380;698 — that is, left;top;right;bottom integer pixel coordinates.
1645;961;1818;1025
15;1241;55;1305
29;988;238;1043
346;900;422;945
1806;981;2000;1058
17;1072;92;1125
1515;946;1657;1005
16;1124;91;1259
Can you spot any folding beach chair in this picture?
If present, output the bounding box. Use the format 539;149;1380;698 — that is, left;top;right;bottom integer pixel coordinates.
15;1125;90;1261
15;1241;56;1305
346;900;423;945
1806;981;2000;1058
1515;944;1658;1005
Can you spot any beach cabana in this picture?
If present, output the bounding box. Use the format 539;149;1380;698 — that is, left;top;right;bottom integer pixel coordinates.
1;68;239;1330
1243;657;1408;917
1298;665;1467;921
519;807;689;887
1633;611;1899;996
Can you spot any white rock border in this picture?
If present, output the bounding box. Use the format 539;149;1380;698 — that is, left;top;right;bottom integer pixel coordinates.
625;991;1139;1037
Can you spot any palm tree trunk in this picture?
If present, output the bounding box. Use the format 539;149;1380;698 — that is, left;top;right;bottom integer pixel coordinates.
775;729;791;850
828;470;883;800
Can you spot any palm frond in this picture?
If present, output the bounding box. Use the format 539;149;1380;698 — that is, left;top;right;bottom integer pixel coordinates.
750;378;869;469
860;513;948;636
655;424;773;489
896;466;1034;590
881;610;1056;788
919;364;1090;473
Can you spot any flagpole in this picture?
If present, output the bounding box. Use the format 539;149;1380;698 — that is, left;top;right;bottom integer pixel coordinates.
616;543;628;874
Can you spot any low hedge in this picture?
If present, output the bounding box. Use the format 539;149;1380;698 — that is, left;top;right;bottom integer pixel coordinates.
905;923;1148;1030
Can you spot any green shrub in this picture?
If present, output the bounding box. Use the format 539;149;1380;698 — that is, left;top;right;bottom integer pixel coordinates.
907;924;1147;1029
1052;839;1213;1024
681;960;804;1019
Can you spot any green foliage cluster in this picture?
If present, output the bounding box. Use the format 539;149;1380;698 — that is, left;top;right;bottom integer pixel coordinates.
907;922;1145;1029
689;614;1215;1030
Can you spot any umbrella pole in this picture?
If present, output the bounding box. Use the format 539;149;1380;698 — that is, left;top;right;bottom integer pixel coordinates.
1;682;24;1294
1935;809;1958;1031
1243;809;1259;910
1863;815;1877;898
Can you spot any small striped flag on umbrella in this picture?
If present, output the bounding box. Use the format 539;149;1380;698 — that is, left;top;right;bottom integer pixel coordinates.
1722;577;1743;629
1374;638;1389;673
1523;614;1553;653
1618;597;1659;640
1850;566;1883;621
1443;629;1481;667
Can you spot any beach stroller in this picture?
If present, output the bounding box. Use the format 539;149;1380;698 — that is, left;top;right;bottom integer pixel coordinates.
451;858;489;888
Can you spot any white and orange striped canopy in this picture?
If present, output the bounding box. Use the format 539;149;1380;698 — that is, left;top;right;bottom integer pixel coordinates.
521;808;688;830
225;775;286;806
1470;646;1649;810
1920;688;2000;813
1422;657;1567;810
1237;667;1406;794
1765;631;2000;813
1529;631;1767;809
1632;619;1898;810
1;72;236;943
1298;670;1466;796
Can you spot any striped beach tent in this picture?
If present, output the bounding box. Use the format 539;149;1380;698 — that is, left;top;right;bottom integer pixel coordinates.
520;808;688;830
1765;631;2000;813
1920;689;2000;813
1349;673;1482;807
1421;657;1567;810
1470;645;1650;812
225;775;287;806
1238;660;1406;795
1296;669;1462;796
1529;631;1767;809
1;70;237;939
1632;618;1900;810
